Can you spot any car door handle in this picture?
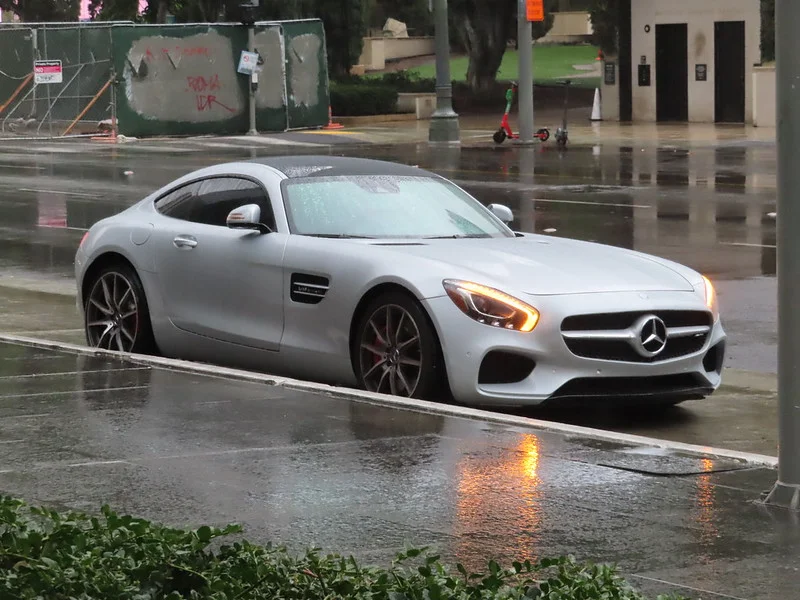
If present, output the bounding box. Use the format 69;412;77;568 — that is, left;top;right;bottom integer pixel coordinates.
173;235;198;249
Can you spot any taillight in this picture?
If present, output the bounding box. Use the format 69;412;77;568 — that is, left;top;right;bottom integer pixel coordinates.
79;231;89;248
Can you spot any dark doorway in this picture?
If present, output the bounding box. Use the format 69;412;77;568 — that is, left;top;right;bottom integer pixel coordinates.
656;23;688;121
715;21;746;123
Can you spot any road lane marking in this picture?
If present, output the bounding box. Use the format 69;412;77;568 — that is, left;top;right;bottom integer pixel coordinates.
0;385;148;400
720;242;776;248
530;197;652;209
0;367;149;380
19;188;101;198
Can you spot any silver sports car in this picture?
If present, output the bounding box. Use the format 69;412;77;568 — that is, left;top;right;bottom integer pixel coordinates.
75;155;726;407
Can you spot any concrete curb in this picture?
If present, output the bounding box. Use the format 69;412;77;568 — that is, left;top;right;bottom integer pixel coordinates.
0;332;778;470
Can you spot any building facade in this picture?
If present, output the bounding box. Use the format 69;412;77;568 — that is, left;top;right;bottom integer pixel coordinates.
601;0;761;124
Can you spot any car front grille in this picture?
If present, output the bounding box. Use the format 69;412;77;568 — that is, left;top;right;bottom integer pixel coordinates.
560;310;713;363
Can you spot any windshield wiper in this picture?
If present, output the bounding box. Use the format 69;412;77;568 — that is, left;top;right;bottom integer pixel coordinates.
304;233;376;239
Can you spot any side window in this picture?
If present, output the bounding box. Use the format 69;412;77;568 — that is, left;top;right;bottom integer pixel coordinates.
154;181;201;220
193;177;276;230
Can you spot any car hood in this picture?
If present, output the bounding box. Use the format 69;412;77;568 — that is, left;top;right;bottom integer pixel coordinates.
371;235;696;296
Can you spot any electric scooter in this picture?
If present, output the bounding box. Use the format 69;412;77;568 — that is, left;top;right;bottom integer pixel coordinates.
493;82;550;144
553;79;571;148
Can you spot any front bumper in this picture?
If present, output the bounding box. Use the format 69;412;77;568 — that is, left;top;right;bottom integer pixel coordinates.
423;289;726;407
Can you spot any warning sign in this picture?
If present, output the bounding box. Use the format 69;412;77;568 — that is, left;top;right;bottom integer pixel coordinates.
34;60;63;84
237;51;259;75
526;0;544;22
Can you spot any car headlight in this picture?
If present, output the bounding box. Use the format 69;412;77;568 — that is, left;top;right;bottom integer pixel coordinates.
696;275;719;321
443;279;540;332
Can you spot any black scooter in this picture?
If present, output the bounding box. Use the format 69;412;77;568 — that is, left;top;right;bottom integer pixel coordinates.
553;79;571;148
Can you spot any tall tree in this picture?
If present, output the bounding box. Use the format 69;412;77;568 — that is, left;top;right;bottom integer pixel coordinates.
88;0;142;21
450;0;555;92
587;0;618;55
0;0;80;21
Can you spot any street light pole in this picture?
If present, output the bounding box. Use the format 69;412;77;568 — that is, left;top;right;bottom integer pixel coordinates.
516;0;535;144
764;0;800;510
428;0;460;143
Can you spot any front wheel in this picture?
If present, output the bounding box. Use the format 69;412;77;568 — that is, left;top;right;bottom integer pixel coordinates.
493;128;507;144
354;291;445;400
84;264;156;354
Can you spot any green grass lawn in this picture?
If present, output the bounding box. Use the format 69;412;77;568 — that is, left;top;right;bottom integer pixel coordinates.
405;44;601;87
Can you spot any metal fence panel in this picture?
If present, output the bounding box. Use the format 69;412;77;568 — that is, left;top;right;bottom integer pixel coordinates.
254;23;288;132
0;28;34;132
0;23;117;138
0;20;329;138
282;19;329;129
113;24;249;137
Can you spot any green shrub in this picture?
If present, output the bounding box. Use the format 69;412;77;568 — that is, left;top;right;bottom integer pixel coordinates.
0;496;689;600
330;82;399;116
337;72;436;93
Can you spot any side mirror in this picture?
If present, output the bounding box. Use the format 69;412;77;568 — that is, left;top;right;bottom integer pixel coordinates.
226;204;270;234
488;203;514;225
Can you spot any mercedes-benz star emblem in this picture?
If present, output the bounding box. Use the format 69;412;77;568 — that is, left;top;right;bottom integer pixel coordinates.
633;315;668;357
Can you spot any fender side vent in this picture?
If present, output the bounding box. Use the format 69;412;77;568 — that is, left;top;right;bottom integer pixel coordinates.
291;273;329;304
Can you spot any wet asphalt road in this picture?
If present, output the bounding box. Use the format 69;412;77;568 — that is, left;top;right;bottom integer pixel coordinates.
1;339;797;600
0;136;777;373
0;135;789;600
0;136;781;456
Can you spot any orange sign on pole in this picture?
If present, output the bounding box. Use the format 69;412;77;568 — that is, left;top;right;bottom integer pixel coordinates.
526;0;544;22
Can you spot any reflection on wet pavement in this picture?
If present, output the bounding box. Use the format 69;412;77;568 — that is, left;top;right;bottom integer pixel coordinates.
0;340;796;600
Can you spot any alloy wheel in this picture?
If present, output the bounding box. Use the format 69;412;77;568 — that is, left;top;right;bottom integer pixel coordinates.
85;271;139;352
359;304;423;396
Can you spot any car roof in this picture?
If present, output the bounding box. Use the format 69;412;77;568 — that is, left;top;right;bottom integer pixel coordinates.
248;155;438;179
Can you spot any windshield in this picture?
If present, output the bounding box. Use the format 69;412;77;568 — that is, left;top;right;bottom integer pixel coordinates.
281;175;513;239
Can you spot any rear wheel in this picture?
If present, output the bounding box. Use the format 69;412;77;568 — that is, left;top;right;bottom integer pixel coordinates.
354;291;445;400
84;264;155;354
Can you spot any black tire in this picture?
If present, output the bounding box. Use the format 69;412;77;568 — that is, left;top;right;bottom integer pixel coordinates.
83;263;156;354
493;128;507;144
353;290;446;400
537;128;550;142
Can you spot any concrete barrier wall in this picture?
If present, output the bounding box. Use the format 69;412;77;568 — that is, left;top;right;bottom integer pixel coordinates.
358;37;435;71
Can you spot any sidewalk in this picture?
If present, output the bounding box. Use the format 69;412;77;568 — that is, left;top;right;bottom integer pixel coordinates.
0;336;795;600
270;111;778;149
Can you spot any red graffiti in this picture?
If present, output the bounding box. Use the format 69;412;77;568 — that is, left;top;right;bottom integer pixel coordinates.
186;74;221;92
196;95;236;113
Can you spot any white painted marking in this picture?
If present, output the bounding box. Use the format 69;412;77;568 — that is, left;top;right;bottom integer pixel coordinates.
0;367;149;380
36;225;89;232
11;329;85;335
0;385;148;400
720;242;777;249
19;188;101;198
5;413;53;420
0;333;779;468
531;197;652;209
630;575;751;600
65;459;129;468
0;439;24;444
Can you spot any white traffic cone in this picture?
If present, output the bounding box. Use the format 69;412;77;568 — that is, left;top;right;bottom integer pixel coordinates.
590;87;602;121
